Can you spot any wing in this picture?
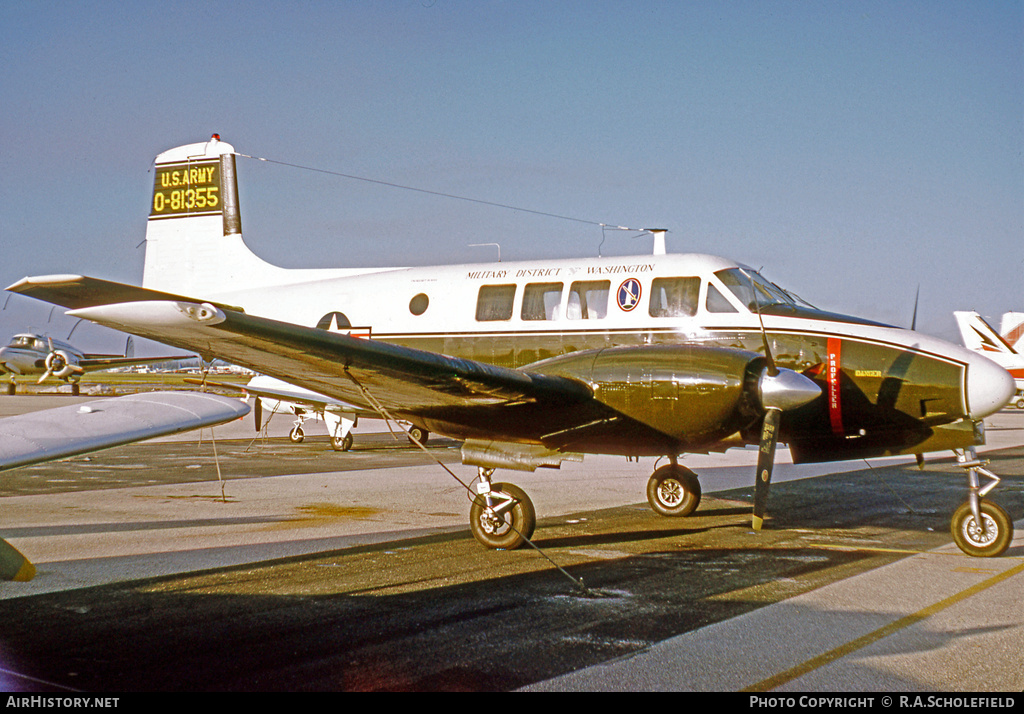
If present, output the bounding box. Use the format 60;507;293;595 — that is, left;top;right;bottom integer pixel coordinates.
8;274;779;457
8;275;617;445
79;355;193;370
0;391;250;472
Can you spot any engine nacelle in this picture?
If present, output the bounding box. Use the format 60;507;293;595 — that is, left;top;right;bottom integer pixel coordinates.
45;349;79;380
529;344;766;445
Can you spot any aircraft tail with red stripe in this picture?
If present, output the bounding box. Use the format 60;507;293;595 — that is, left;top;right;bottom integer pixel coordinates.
999;312;1024;353
954;311;1024;409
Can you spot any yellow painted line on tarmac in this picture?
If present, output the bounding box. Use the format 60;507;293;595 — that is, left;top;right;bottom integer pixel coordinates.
815;543;1024;559
742;560;1024;692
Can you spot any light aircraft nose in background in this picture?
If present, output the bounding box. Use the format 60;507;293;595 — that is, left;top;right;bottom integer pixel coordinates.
0;332;188;395
7;135;1018;558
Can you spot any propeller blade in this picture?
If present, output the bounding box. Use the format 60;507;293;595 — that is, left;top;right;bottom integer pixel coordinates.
741;268;779;377
753;407;781;531
37;370;52;384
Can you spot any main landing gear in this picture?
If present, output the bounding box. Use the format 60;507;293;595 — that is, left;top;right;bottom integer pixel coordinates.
646;460;702;517
466;460;703;550
469;468;536;550
951;448;1013;557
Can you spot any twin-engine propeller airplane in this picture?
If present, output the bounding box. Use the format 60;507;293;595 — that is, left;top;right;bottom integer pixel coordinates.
7;135;1018;557
0;332;188;395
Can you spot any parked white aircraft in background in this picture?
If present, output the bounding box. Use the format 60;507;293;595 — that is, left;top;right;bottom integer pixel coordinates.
0;391;249;581
189;374;428;451
954;311;1024;410
7;135;1017;557
999;312;1024;353
0;332;188;394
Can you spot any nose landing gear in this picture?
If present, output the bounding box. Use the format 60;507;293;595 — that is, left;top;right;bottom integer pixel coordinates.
951;448;1014;557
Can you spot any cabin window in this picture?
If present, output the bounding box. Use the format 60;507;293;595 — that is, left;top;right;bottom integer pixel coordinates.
567;280;610;320
409;293;429;316
521;282;563;321
475;284;516;321
648;277;700;317
705;283;738;313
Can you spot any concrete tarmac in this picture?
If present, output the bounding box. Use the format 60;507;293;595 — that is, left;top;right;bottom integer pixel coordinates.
0;395;1021;691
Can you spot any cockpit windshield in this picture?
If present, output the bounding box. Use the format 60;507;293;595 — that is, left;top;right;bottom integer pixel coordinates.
10;336;39;349
714;268;816;312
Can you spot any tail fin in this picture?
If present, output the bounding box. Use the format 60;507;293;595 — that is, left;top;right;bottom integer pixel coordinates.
1000;312;1024;352
142;135;361;298
954;311;1019;356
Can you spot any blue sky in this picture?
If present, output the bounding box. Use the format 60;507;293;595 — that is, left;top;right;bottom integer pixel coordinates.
1;0;1021;351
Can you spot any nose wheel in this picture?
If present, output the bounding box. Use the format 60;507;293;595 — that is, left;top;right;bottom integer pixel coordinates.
952;448;1014;557
951;501;1012;557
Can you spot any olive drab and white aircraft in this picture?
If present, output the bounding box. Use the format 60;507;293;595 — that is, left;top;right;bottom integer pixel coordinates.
7;135;1019;558
0;332;188;395
955;311;1024;410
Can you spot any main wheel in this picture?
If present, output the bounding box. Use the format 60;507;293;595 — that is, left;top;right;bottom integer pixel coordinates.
289;426;304;443
647;464;702;517
1015;396;1024;410
951;500;1013;557
331;433;354;452
408;426;429;444
469;483;536;550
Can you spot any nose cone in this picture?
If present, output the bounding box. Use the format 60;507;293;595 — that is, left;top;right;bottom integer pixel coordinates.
759;366;822;412
966;354;1016;419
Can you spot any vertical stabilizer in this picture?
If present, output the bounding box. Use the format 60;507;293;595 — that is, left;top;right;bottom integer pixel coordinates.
1000;312;1024;352
954;311;1018;356
142;135;364;298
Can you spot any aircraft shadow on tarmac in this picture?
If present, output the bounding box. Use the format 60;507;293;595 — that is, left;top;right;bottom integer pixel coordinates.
0;454;1021;691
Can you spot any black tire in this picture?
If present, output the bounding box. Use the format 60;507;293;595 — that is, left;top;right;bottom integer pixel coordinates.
289;426;304;443
647;464;702;517
331;433;354;452
408;426;429;444
1015;397;1024;410
951;500;1013;557
469;483;536;550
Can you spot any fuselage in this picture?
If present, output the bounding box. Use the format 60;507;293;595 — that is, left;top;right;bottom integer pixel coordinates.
131;138;1014;461
181;251;1012;462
